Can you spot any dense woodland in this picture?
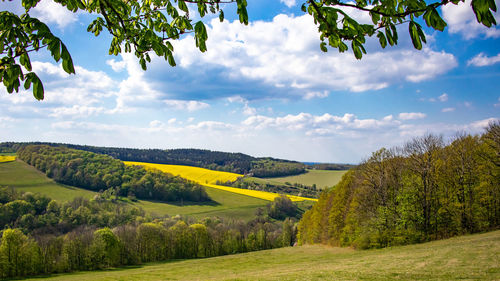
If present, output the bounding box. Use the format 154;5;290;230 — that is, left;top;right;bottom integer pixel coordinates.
298;121;500;249
0;187;298;279
1;142;307;177
17;145;210;203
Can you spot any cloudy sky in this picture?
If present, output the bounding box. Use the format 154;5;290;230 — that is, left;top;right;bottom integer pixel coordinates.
1;0;499;163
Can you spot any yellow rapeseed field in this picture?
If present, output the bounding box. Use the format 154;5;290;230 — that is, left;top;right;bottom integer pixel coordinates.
124;161;317;202
0;155;16;163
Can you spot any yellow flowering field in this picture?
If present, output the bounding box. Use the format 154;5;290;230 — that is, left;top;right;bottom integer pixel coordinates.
124;161;317;202
0;155;16;163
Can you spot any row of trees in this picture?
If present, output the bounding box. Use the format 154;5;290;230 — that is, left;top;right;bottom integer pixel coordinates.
221;178;320;198
0;187;144;235
298;122;500;249
0;188;298;279
1;142;307;177
17;145;210;202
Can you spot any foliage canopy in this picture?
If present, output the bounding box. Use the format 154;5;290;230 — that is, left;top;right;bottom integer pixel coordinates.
0;0;497;99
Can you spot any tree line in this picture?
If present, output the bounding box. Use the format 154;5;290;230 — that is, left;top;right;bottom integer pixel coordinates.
298;121;500;249
220;178;320;199
17;145;210;203
0;187;297;279
1;142;307;177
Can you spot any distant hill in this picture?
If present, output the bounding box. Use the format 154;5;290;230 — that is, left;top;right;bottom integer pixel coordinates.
0;142;307;177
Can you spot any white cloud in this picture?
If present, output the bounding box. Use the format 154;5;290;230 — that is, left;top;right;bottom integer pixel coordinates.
442;0;500;39
442;107;455;112
495;97;500;107
467;53;500;66
31;0;78;29
187;121;234;131
106;59;127;72
304;91;329;100
464;101;472;108
243;112;401;136
172;15;457;95
0;61;116;119
242;103;257;116
280;0;296;8
164;100;210;112
49;105;105;118
227;96;247;103
398;112;427;120
468;118;499;131
438;93;448;102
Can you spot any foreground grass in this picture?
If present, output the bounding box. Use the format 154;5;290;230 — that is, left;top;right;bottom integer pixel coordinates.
250;169;348;190
0;160;267;220
24;230;500;281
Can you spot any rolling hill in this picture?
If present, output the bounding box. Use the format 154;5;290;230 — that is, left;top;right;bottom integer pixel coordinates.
0;160;270;220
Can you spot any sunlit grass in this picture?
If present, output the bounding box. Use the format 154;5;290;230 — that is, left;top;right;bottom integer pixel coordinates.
124;161;317;202
258;169;348;189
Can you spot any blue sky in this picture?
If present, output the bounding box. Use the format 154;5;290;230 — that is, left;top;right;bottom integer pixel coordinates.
1;0;499;163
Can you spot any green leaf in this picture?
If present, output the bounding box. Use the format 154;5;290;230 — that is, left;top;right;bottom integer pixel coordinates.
424;7;447;31
60;42;75;74
352;41;363;59
20;52;32;71
320;42;328;52
167;53;176;66
178;0;188;13
409;21;422;50
377;31;387;48
31;74;44;100
219;10;224;22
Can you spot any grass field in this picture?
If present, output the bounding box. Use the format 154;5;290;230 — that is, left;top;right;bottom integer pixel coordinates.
0;160;96;201
250;169;348;190
23;230;500;281
125;161;317;202
0;160;269;220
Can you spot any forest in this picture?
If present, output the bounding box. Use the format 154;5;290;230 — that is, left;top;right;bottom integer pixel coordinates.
298;121;500;249
16;145;210;203
0;142;307;177
0;187;298;279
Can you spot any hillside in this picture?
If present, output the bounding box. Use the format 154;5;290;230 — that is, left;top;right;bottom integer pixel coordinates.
0;160;269;220
22;230;500;281
124;161;317;202
0;142;307;177
247;169;348;190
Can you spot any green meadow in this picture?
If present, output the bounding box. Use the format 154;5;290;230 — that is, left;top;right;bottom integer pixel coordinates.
250;169;348;189
0;160;269;220
23;229;500;281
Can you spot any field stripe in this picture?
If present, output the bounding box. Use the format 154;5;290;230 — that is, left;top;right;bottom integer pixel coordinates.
0;155;16;163
124;161;317;202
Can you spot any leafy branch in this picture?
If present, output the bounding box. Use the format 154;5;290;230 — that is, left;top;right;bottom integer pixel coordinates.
303;0;497;59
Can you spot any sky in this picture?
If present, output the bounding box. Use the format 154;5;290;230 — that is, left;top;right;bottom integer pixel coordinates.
0;0;499;164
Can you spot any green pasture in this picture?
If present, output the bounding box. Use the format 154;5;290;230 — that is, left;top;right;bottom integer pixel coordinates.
250;169;348;189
